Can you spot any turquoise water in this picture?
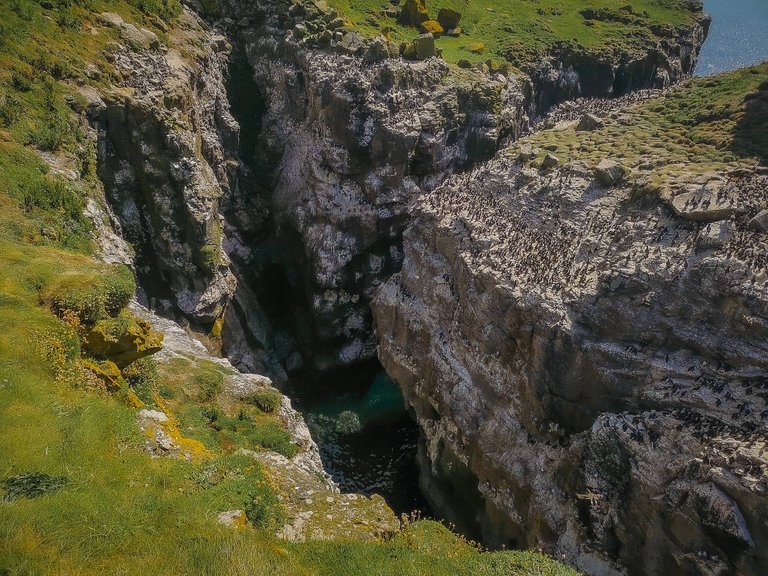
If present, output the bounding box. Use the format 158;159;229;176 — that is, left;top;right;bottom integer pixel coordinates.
289;366;431;514
697;0;768;75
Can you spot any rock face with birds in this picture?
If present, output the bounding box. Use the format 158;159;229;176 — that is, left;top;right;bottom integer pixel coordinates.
372;146;768;575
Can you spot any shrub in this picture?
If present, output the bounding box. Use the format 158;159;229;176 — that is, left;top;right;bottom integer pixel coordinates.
41;265;136;324
245;485;284;530
196;244;222;277
194;367;224;402
244;388;282;413
335;410;362;435
2;473;68;501
244;420;297;458
130;0;182;21
122;356;159;404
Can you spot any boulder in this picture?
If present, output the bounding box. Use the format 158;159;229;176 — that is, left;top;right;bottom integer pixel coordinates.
218;510;248;529
595;159;626;186
365;37;391;63
413;33;436;60
82;313;164;368
747;209;768;232
541;152;559;170
517;143;539;162
419;19;444;37
437;8;461;30
400;41;417;60
398;0;429;27
457;58;473;69
576;112;604;131
82;359;124;392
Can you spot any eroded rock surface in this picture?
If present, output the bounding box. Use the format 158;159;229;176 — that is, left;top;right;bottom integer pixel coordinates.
217;0;532;373
94;9;239;322
373;156;768;574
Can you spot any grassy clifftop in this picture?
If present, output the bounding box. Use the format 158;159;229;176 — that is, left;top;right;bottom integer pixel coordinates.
324;0;702;65
0;2;578;574
515;62;768;183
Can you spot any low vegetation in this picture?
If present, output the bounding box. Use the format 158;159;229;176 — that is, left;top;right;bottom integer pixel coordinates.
325;0;700;66
516;62;768;185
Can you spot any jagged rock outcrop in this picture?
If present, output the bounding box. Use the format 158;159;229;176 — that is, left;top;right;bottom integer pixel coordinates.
373;155;768;575
215;0;532;373
93;9;239;322
522;5;711;112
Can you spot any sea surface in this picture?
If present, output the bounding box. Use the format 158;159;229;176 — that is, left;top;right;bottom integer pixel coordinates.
289;366;432;515
697;0;768;75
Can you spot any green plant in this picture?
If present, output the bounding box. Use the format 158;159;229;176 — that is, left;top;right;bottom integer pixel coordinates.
335;410;362;435
194;367;225;402
245;486;284;530
196;244;222;276
122;356;159;404
244;388;282;413
2;473;68;501
41;265;135;324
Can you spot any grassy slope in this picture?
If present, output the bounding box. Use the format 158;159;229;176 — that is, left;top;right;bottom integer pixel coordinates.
0;1;578;574
515;62;768;182
326;0;698;65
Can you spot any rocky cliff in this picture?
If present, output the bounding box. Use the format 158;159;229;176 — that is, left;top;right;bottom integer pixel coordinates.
203;0;709;379
82;0;710;383
212;0;530;376
372;69;768;575
93;10;238;323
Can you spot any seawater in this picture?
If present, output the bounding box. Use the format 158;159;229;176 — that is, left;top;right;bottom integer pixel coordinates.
697;0;768;75
289;365;431;515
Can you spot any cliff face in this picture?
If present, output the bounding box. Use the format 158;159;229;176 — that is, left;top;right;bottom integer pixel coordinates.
214;0;531;375
84;0;710;381
209;0;709;378
93;10;238;322
372;148;768;573
526;11;711;112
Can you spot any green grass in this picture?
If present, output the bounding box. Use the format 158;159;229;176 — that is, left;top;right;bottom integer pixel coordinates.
515;62;768;183
0;222;578;575
155;357;299;458
325;0;699;66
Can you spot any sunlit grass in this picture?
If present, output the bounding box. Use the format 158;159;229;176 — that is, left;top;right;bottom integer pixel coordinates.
325;0;699;66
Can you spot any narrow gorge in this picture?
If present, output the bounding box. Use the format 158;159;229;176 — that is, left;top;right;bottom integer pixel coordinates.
1;0;765;574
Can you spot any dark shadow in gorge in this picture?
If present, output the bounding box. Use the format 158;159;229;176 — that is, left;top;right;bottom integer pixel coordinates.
223;44;432;516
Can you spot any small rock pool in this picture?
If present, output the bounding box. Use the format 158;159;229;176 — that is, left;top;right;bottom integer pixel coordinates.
286;361;432;516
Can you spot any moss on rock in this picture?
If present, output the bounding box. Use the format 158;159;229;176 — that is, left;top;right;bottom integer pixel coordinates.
82;311;163;368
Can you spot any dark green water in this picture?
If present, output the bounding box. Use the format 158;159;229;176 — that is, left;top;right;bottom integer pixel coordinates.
288;363;431;515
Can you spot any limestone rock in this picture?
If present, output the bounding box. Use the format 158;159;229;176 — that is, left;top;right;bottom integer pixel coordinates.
747;209;768;232
398;0;429;27
541;152;559;169
372;154;768;575
594;159;626;186
576;112;604;131
419;20;444;37
413;33;436;60
206;0;532;374
82;359;124;392
97;8;239;323
218;510;248;529
82;313;164;368
437;8;461;30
